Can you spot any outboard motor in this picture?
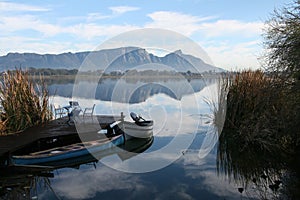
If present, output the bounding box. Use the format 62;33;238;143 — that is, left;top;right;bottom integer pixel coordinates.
130;112;146;122
130;112;141;122
98;121;124;136
130;112;153;126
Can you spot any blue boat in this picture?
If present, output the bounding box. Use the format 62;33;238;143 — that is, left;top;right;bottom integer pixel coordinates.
10;134;125;166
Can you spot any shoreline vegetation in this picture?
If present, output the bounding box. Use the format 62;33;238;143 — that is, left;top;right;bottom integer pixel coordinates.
215;1;300;198
17;67;213;79
0;69;52;135
1;68;219;86
216;70;299;199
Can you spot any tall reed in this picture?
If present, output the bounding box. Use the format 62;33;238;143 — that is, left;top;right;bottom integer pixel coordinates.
208;54;299;199
216;70;299;193
222;70;290;152
204;75;230;134
0;69;52;135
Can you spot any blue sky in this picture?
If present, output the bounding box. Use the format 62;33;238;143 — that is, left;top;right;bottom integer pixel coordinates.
0;0;289;70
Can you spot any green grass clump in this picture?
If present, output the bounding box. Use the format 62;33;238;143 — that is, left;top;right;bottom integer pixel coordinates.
0;69;52;135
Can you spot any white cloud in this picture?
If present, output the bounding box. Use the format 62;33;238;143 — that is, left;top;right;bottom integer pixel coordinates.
0;15;61;36
146;11;263;39
62;6;140;23
204;40;262;70
109;6;140;15
52;167;142;199
199;20;264;37
0;22;140;55
0;36;76;55
65;23;139;40
0;13;139;39
146;11;214;36
0;1;49;12
179;154;239;198
186;169;239;198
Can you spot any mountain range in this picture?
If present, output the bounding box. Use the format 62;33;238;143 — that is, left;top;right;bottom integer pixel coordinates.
0;47;223;73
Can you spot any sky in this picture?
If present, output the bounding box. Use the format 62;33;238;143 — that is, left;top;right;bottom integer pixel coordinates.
0;0;290;70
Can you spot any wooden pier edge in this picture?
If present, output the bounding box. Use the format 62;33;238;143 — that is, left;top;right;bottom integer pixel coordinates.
0;114;123;158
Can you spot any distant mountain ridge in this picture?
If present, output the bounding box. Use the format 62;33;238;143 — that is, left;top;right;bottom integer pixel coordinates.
0;47;223;73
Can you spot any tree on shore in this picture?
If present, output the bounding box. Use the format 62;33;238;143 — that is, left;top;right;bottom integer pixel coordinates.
263;0;300;80
264;1;300;144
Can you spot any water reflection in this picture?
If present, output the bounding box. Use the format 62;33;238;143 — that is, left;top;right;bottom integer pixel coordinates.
1;77;252;199
68;77;217;173
0;75;296;199
0;137;153;199
48;77;213;103
50;78;217;137
217;126;300;199
37;137;238;200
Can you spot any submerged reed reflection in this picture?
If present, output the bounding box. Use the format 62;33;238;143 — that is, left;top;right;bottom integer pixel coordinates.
215;73;300;200
217;127;286;199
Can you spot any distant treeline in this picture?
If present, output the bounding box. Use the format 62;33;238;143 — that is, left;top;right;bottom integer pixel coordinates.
26;68;79;76
6;67;217;77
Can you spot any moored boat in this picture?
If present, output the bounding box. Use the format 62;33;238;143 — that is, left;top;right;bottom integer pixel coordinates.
124;112;153;139
100;112;154;140
9;112;153;166
123;120;153;140
10;134;125;166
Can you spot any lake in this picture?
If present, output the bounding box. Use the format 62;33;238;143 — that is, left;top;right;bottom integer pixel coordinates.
1;76;272;199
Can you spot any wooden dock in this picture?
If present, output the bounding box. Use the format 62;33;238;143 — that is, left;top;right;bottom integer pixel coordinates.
0;115;122;157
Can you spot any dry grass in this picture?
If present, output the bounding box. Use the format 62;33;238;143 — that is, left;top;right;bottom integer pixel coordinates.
214;71;283;199
199;69;299;198
216;70;299;186
222;70;290;150
0;69;52;135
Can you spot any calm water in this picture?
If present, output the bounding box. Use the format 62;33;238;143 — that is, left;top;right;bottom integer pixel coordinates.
1;77;268;199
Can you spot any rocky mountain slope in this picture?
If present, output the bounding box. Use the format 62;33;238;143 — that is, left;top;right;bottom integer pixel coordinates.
0;47;223;73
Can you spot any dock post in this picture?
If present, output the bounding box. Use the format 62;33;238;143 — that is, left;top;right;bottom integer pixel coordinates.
121;112;124;123
120;112;126;142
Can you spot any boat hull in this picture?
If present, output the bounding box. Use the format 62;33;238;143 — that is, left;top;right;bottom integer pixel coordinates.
11;134;125;166
123;121;153;140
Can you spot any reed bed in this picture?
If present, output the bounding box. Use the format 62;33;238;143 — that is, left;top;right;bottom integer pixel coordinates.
216;70;299;197
0;69;52;135
221;70;291;152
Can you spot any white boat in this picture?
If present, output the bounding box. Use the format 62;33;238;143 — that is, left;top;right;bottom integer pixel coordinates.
123;120;153;140
100;112;153;140
123;112;153;140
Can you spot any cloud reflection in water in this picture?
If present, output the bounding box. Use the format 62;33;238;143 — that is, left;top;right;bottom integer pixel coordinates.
39;78;238;199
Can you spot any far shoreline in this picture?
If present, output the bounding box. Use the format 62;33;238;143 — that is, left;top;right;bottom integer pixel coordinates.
27;73;222;80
